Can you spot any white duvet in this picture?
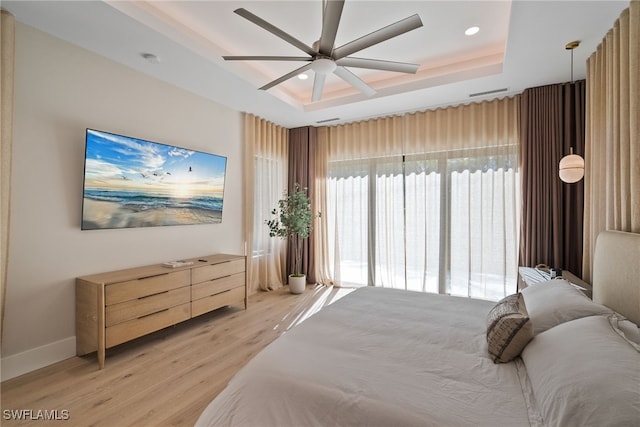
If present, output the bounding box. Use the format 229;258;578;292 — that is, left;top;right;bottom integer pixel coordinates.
196;287;539;427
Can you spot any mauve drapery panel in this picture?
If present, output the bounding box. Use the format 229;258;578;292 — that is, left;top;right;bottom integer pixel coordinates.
287;127;317;283
519;81;585;275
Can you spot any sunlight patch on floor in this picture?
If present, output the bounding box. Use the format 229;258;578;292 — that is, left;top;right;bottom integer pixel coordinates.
289;285;356;329
277;284;356;331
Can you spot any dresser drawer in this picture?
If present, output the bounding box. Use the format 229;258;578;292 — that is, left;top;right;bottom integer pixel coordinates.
191;286;245;317
105;270;190;305
191;272;245;301
192;259;245;284
105;286;190;327
105;302;191;348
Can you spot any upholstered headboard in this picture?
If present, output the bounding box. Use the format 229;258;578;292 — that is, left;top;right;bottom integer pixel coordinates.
593;230;640;325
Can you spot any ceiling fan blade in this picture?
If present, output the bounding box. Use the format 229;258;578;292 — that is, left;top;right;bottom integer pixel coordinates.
260;63;314;91
336;57;419;73
234;8;316;56
223;56;312;62
334;66;376;97
332;14;423;60
318;0;345;56
312;73;327;102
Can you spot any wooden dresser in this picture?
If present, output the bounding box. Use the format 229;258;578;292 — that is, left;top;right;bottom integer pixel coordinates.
76;254;246;368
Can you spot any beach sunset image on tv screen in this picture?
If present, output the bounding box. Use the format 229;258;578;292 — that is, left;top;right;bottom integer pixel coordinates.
81;129;227;230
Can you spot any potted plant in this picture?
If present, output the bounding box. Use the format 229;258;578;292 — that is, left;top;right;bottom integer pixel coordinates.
266;183;316;294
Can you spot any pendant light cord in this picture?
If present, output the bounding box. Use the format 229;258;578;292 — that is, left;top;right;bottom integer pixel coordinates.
571;48;574;83
565;40;580;83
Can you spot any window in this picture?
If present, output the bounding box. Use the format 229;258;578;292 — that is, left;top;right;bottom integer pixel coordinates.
327;149;518;301
253;155;285;258
250;153;288;290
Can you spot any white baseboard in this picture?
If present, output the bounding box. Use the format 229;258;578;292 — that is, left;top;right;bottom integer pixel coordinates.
1;336;76;381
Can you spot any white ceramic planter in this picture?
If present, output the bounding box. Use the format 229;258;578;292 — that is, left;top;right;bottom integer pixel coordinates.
289;275;306;294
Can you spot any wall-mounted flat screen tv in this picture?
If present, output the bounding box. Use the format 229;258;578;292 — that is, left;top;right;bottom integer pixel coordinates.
81;129;227;230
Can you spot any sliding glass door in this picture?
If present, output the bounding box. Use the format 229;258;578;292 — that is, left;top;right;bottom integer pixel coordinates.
327;149;518;300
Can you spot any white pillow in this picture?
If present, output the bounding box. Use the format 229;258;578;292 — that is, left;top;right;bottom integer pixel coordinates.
613;315;640;346
521;315;640;427
520;279;611;334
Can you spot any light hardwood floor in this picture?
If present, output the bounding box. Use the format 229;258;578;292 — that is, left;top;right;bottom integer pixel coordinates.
1;284;354;426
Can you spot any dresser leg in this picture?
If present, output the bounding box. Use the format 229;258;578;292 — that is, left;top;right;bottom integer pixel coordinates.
98;283;105;369
98;349;105;370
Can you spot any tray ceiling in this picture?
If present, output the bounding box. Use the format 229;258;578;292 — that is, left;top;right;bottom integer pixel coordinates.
3;1;629;127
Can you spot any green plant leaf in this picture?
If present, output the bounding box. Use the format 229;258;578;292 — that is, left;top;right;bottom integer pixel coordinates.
265;182;319;275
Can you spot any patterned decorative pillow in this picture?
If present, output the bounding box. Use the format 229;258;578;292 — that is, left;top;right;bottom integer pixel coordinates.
486;293;533;363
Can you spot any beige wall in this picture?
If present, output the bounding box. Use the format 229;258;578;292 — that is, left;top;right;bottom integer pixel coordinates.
2;23;244;379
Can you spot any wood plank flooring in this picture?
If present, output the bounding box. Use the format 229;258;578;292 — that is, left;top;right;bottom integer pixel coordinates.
1;285;355;426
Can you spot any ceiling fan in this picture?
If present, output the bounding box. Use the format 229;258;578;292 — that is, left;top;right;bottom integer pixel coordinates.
223;0;423;102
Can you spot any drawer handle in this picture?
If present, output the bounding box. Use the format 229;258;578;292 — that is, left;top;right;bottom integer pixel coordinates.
138;290;169;300
209;289;231;297
138;273;169;280
138;308;169;319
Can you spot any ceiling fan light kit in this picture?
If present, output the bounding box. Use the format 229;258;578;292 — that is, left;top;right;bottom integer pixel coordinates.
223;0;423;102
311;58;337;75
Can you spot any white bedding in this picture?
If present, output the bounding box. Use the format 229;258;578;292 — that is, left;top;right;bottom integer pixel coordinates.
196;231;640;426
196;287;539;427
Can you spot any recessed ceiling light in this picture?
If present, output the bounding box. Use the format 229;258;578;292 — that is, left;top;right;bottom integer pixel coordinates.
465;26;480;36
298;73;309;80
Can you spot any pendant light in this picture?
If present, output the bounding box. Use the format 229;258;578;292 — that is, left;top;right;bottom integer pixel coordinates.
559;40;584;184
559;147;585;183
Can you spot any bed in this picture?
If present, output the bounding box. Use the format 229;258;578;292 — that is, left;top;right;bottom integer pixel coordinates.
196;231;640;427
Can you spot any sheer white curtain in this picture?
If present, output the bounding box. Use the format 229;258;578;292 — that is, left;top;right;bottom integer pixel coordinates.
319;116;404;287
447;155;519;300
317;98;520;300
404;156;441;293
244;114;288;292
324;158;371;286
